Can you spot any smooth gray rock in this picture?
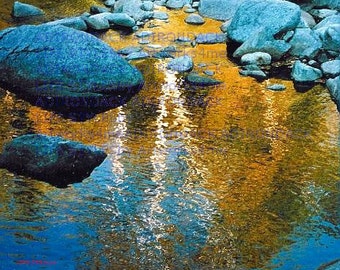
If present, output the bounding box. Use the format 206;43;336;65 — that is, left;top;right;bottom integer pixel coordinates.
326;76;340;111
141;1;154;11
85;13;110;30
184;7;196;13
153;11;169;20
166;0;185;9
126;51;149;60
185;14;205;25
117;46;142;55
198;0;245;21
114;0;153;21
289;28;322;58
227;0;301;43
321;60;340;77
12;1;44;18
167;55;193;72
291;60;323;82
233;28;291;60
312;0;340;10
185;72;222;86
267;84;286;91
239;65;267;80
0;134;107;187
195;33;227;44
240;52;271;66
300;10;316;28
104;13;136;27
45;17;88;31
0;25;144;110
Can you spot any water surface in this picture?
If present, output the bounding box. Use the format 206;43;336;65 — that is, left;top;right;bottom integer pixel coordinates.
0;1;339;269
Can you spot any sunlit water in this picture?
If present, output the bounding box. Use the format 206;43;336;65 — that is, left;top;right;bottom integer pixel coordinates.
0;1;339;269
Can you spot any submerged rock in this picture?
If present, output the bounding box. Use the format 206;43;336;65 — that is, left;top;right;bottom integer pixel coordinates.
198;0;245;21
239;65;267;81
195;33;227;44
12;1;44;18
267;84;286;91
291;60;323;82
0;134;107;187
153;11;169;20
227;0;301;44
185;72;222;86
0;25;144;112
126;51;149;60
167;55;193;72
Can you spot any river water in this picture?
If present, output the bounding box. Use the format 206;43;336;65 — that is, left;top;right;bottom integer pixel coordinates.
0;1;339;269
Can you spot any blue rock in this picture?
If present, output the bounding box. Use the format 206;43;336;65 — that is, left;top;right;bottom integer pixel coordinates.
0;134;107;187
12;1;44;18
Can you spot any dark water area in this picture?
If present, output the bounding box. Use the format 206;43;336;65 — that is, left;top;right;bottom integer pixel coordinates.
0;1;340;269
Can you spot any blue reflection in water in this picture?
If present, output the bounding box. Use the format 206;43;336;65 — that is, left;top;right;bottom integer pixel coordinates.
269;217;340;270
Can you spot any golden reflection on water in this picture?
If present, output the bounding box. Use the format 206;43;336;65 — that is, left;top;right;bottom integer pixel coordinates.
0;4;339;269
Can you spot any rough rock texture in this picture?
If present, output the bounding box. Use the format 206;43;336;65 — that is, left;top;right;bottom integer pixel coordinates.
167;55;193;72
0;25;144;111
312;0;340;10
227;0;301;43
288;28;322;58
321;60;340;77
45;17;88;31
233;28;291;60
198;0;245;21
114;0;153;21
0;134;107;187
326;76;340;111
12;1;44;18
85;13;110;30
291;60;323;82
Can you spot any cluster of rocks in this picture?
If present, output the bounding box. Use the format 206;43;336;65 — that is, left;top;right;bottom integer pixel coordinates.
215;0;339;108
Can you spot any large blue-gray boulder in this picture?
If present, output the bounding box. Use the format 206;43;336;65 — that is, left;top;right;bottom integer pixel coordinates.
0;24;144;111
288;28;322;58
227;0;301;43
326;76;340;111
198;0;245;21
12;1;44;18
0;134;107;187
233;28;291;60
291;60;323;82
321;60;340;77
314;16;340;53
